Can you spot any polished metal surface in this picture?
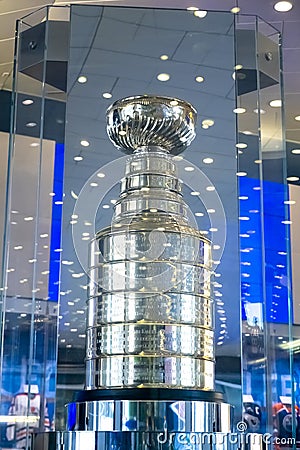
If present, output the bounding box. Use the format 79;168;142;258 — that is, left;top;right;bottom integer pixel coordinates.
85;95;215;391
67;400;232;433
106;95;197;155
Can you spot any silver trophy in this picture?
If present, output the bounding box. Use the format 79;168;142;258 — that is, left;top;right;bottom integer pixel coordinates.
62;95;232;450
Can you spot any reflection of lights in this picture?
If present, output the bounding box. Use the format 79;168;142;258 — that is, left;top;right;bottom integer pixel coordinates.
78;76;87;83
191;191;200;196
282;220;292;224
71;190;78;199
97;172;105;178
103;204;110;209
274;1;293;12
291;149;300;154
239;216;250;221
239;196;248;200
195;212;204;217
102;92;112;99
202;119;214;128
254;108;266;114
195;76;204;83
233;107;246;114
207;208;215;213
14;246;23;250
206;186;215;191
62;260;74;265
26;122;37;127
74;156;83;162
231;6;240;13
184;166;194;172
236;143;247;149
40;234;48;238
24;217;34;221
237;172;247;177
157;73;170;82
254;159;262;164
80;140;90;147
90;182;98;187
160;54;169;60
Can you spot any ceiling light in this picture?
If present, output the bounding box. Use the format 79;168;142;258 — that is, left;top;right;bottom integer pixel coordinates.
191;191;200;196
274;1;293;12
284;200;296;205
103;204;110;209
157;73;170;82
184;166;194;172
82;232;90;237
236;143;247;149
239;217;250;221
269;99;282;107
195;212;204;217
102;92;112;99
24;216;34;221
22;99;33;105
234;64;243;70
78;76;87;83
231;7;241;13
14;246;23;250
62;260;74;265
26;122;37;127
90;182;98;187
287;176;299;182
207;209;215;213
254;159;262;164
195;76;205;83
74;156;83;161
202;119;214;127
70;220;77;224
194;10;207;18
237;172;247;177
239;196;248;200
80;140;90;147
206;186;215;191
282;220;292;224
295;115;300;121
233;107;246;114
97;172;105;178
254;109;266;114
203;157;214;164
40;234;48;238
292;149;300;154
160;54;169;60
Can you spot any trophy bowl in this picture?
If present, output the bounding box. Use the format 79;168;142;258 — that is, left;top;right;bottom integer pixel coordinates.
106;95;197;155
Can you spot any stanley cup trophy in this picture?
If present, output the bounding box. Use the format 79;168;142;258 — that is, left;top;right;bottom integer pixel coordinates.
62;95;233;450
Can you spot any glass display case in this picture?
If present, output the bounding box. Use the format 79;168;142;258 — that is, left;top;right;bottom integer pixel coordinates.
0;4;294;450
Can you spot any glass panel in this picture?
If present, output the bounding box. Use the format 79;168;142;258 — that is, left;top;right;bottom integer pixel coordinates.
0;6;69;448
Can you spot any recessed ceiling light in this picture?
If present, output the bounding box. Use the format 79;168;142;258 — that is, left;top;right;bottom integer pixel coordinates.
269;99;282;107
102;92;112;99
206;186;215;191
254;109;266;114
233;107;246;114
236;143;247;149
191;191;200;196
195;76;205;83
184;166;194;172
90;182;98;187
74;156;83;161
80;140;90;147
26;122;37;127
78;76;87;83
203;157;214;164
231;7;241;13
284;200;296;204
103;204;110;209
194;10;207;18
292;149;300;154
202;119;214;127
160;54;169;60
22;99;33;105
274;1;293;12
97;172;105;178
157;73;170;82
287;176;299;182
195;212;204;217
237;172;247;177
